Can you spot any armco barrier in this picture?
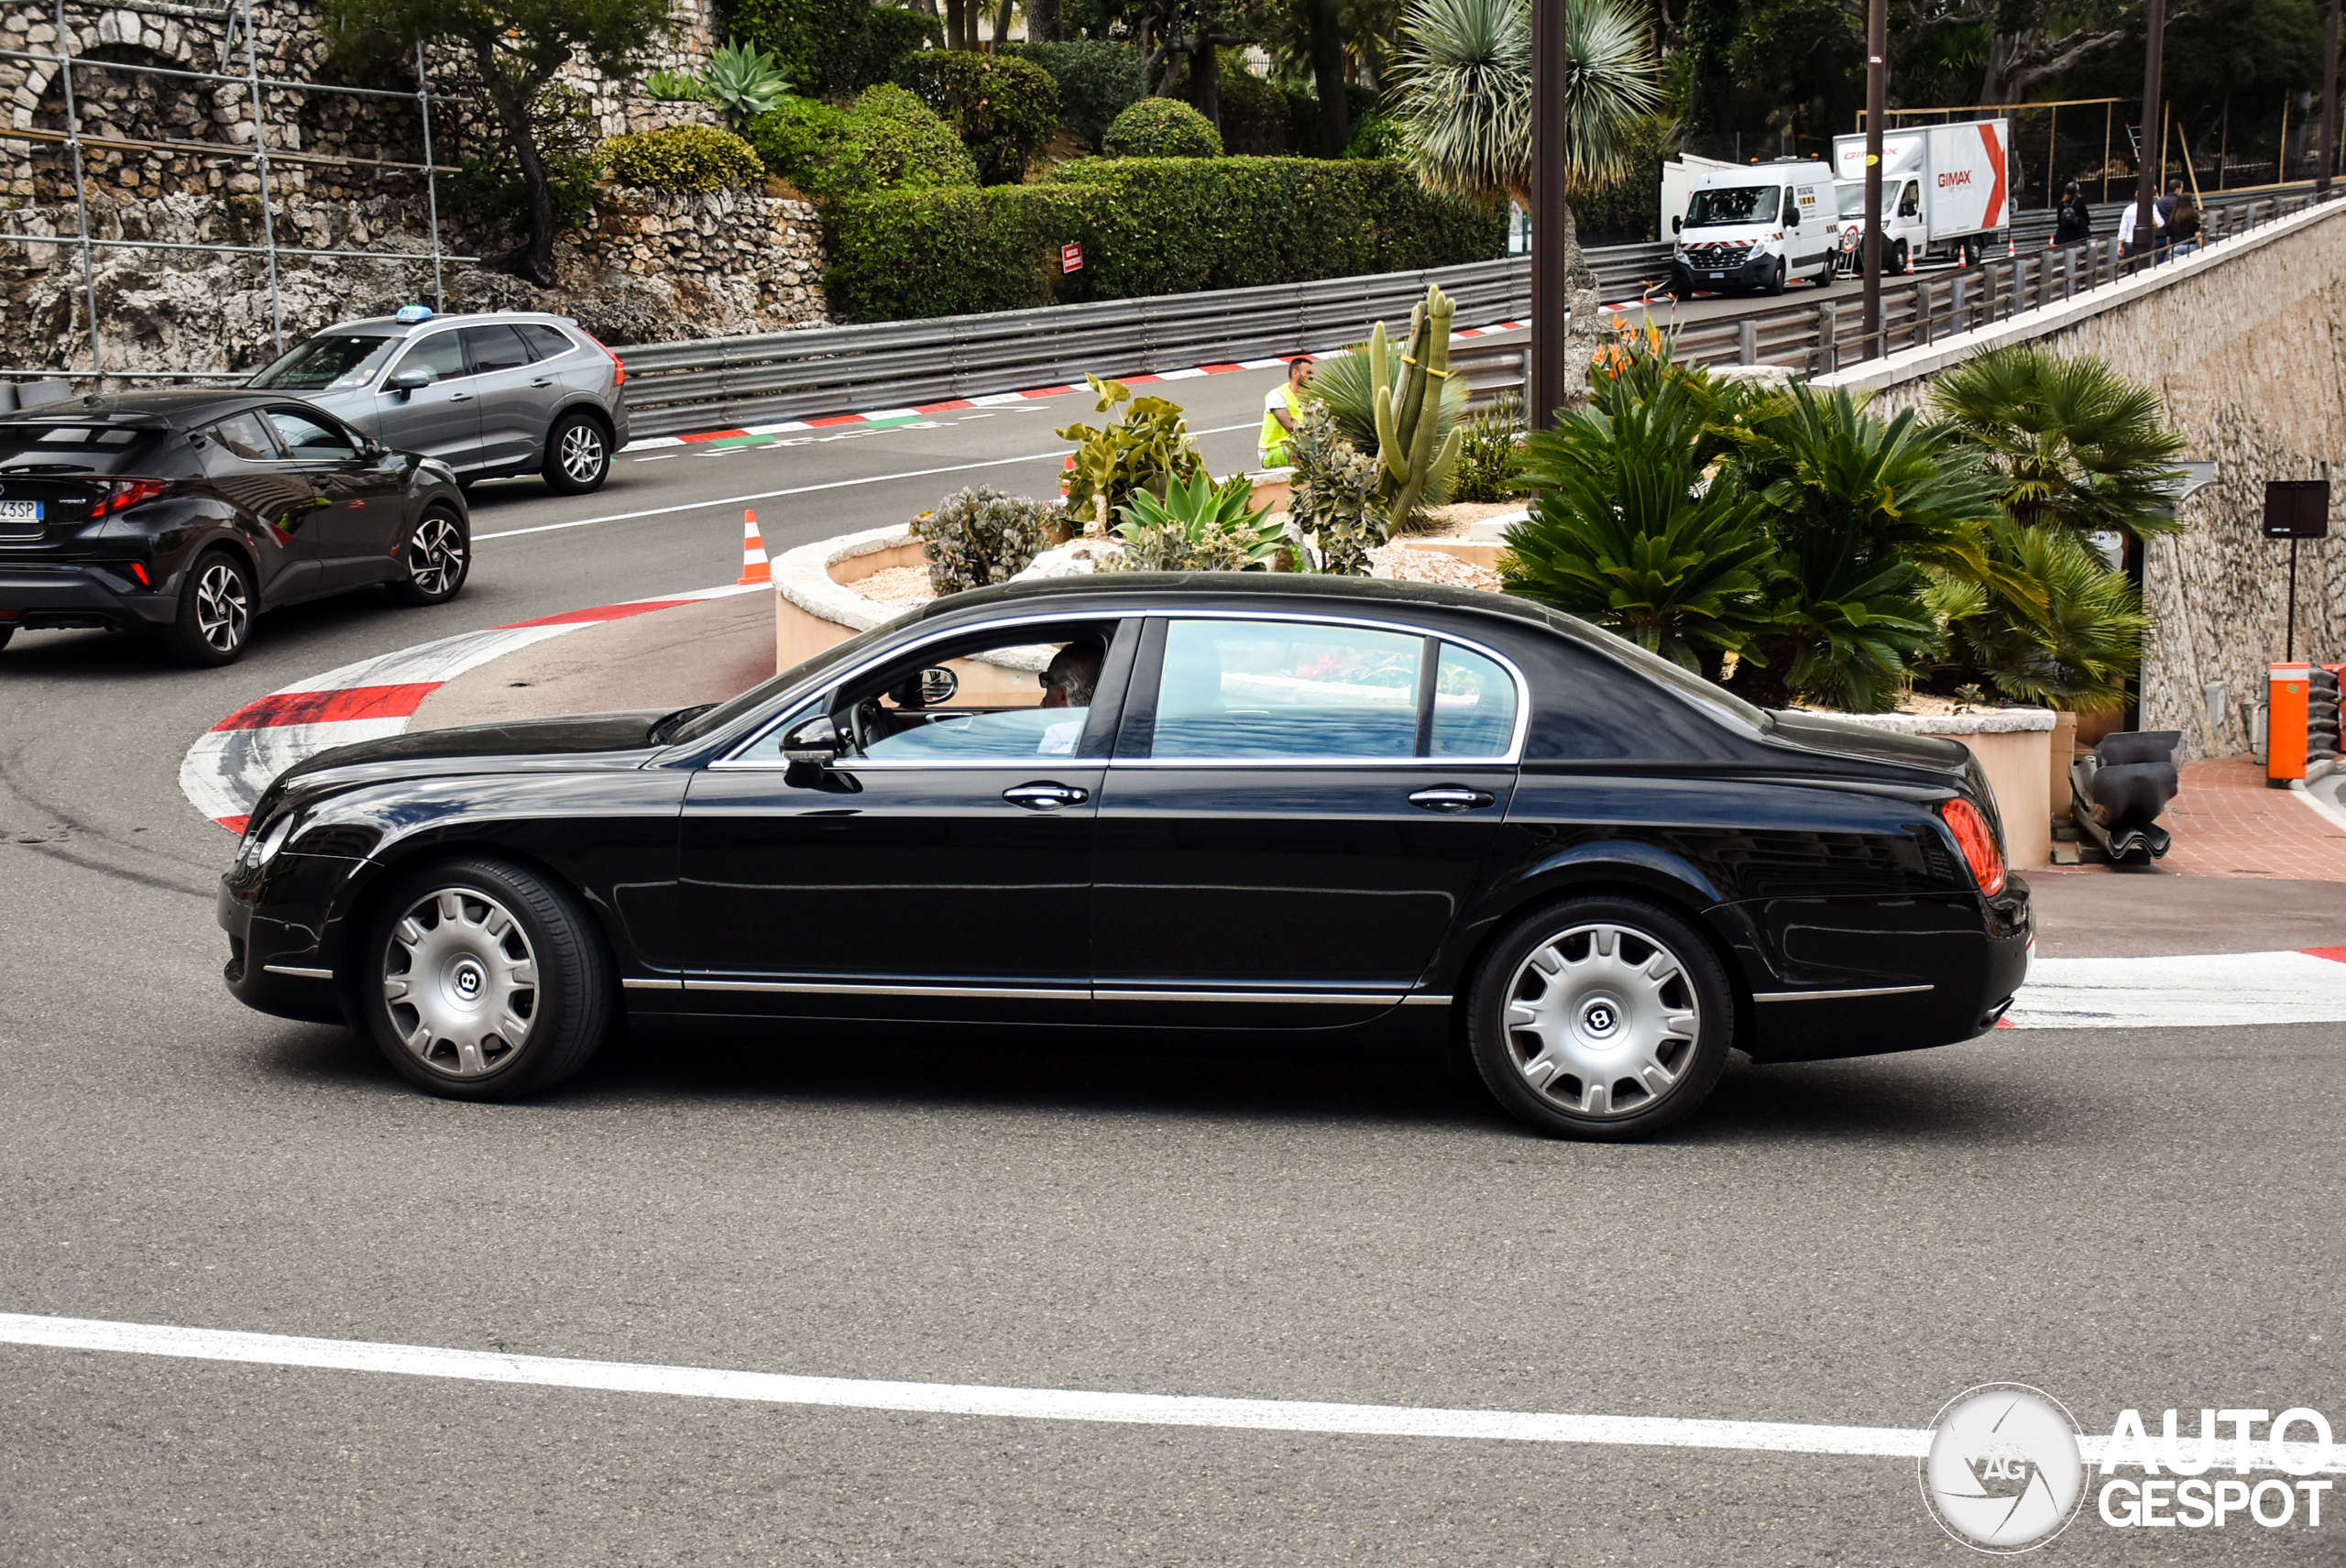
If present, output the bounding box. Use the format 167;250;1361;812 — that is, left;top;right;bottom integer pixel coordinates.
617;186;2315;436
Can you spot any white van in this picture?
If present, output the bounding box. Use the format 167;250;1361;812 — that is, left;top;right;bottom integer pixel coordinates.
1831;176;1924;275
1667;160;1837;298
1829;121;2012;271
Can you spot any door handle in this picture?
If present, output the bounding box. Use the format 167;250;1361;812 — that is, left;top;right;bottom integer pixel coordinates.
1003;782;1090;811
448;391;471;402
531;378;554;388
1409;786;1496;814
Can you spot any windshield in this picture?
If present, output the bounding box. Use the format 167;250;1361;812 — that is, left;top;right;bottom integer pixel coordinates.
663;611;919;746
0;422;169;474
1684;186;1781;228
1836;184;1865;218
247;333;400;392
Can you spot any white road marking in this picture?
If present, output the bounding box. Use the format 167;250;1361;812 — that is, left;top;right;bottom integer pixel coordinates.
8;1311;2337;1472
474;424;1261;543
633;453;676;462
2007;948;2346;1029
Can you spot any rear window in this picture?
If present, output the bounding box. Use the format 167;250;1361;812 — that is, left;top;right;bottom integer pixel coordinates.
248;333;400;391
0;422;169;474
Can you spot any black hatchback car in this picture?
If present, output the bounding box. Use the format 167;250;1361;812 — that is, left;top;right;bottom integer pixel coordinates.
0;390;469;666
219;575;2032;1139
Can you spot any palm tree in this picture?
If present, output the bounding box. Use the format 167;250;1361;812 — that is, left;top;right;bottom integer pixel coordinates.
1925;522;2153;713
1928;345;2188;541
1390;0;1661;409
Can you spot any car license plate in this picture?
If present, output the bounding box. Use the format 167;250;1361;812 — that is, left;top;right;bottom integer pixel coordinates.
1707;271;1726;280
0;500;41;523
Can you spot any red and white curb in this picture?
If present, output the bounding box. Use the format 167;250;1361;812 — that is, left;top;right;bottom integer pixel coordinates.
617;321;1535;453
179;584;760;833
2002;947;2346;1029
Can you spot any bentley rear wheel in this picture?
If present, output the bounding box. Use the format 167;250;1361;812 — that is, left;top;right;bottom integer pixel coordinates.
361;857;612;1101
1467;895;1735;1140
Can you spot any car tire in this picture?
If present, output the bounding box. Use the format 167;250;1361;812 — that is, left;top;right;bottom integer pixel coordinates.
161;549;255;667
1762;257;1787;296
543;411;611;496
389;506;470;607
359;856;613;1102
1465;894;1737;1141
1890;238;1911;274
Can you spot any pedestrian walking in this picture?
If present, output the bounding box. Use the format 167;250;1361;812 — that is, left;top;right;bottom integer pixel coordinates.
1259;357;1313;469
2050;181;2093;247
2167;195;2202;258
2117;196;2162;265
2154;177;2186;261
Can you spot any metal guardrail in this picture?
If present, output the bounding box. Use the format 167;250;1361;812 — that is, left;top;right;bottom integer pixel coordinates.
619;184;2300;436
620;243;1672;439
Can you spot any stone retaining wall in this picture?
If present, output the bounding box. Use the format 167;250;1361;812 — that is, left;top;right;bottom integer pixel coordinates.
1820;202;2346;762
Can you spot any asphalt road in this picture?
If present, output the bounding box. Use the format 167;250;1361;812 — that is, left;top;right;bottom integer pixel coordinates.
2;380;2342;1564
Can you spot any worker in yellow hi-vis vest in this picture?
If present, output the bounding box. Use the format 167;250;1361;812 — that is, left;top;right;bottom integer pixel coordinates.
1258;357;1314;468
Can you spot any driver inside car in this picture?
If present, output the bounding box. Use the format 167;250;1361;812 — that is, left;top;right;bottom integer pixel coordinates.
854;632;1109;761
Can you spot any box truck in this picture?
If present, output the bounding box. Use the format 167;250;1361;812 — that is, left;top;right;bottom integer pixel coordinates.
1829;119;2012;274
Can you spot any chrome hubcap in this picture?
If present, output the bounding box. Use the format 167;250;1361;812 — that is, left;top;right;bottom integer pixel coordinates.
408;514;466;596
560;424;604;482
1504;922;1701;1119
192;561;248;652
381;888;537;1079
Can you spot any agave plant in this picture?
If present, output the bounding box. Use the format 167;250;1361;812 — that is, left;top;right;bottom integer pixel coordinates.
649;42;794;123
1926;522;2152;712
1111;471;1283;572
1506;370;1778;673
644;68;708;104
1929;346;2187;542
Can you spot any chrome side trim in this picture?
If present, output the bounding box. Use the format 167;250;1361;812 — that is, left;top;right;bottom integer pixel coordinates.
261;963;334;981
1399;993;1454;1006
685;979;1087;1000
1095;989;1412;1006
1750;984;1935;1003
620;977;686;991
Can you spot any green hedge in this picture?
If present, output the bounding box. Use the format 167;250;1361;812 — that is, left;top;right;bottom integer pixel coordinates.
823;157;1506;323
729;0;937;95
600;126;765;192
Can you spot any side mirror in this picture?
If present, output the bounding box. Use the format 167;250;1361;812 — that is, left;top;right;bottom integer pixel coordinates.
365;439;389;460
1672;214;1683;234
781;714;845;766
388;369;431;398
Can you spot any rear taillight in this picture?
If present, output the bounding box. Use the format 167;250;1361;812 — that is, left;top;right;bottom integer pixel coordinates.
99;477;167;514
1939;797;2006;896
586;332;625;387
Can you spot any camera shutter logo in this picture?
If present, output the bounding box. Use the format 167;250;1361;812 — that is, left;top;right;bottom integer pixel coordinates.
1920;1384;2088;1552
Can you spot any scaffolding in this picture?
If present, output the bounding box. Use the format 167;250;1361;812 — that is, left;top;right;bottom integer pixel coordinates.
0;0;477;387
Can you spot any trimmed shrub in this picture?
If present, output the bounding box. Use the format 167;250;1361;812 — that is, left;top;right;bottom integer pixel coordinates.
1005;39;1143;150
1344;113;1404;160
823;157;1506;321
745;95;862;196
893;50;1061;185
1216;57;1289;155
599;126;764;192
1102;97;1222;158
731;0;938;95
912;487;1062;593
849;84;981;190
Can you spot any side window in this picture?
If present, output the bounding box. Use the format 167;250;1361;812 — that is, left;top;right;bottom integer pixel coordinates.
264;408;361;461
462;324;533;375
1431;643;1518;757
388;332;466;385
1899;181;1921;218
1149;620;1423;760
737;620;1122;763
516;322;576;360
1515;638;1746;762
200;411;280;461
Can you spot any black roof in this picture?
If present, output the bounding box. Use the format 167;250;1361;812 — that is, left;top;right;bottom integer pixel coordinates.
0;389;276;428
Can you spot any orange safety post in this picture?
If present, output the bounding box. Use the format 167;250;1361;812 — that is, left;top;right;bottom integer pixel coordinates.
2269;663;2311;784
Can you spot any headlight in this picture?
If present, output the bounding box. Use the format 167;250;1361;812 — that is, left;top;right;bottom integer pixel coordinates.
237;810;299;871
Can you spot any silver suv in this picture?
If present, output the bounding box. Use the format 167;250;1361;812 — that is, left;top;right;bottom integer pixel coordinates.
246;309;629;495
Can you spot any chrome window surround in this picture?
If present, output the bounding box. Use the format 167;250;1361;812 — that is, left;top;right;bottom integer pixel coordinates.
712;608;1530;771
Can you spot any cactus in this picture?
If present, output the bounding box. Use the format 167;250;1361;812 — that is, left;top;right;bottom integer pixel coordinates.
1366;286;1465;530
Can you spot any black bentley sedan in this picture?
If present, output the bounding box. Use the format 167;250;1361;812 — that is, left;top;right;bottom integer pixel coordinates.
0;390;469;665
218;575;2031;1139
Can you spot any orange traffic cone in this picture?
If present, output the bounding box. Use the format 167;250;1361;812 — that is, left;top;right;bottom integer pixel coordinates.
738;510;771;586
